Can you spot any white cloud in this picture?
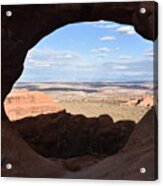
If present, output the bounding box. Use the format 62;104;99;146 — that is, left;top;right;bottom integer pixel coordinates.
91;47;111;53
109;71;152;77
113;65;128;70
25;48;85;68
32;62;51;68
83;20;108;25
102;24;119;29
94;23;119;29
119;71;152;76
100;36;116;41
117;26;136;35
97;53;108;58
102;58;152;67
119;55;132;59
97;20;108;24
64;54;73;59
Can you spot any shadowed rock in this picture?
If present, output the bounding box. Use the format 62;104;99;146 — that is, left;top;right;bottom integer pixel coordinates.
64;107;157;181
1;2;157;179
1;121;65;177
11;111;135;158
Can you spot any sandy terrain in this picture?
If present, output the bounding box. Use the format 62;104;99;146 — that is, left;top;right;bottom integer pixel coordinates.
11;81;153;122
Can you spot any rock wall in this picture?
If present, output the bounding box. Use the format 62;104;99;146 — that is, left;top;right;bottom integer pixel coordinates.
4;89;62;121
12;111;135;158
64;107;157;180
1;1;158;119
1;2;158;180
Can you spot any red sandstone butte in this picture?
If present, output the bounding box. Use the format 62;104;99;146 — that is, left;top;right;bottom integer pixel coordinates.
123;95;153;107
4;89;62;121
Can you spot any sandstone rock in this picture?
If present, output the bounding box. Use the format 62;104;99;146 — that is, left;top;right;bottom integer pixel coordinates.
1;120;65;177
4;89;62;121
137;95;154;107
123;95;153;107
1;2;158;180
65;107;157;181
13;111;135;158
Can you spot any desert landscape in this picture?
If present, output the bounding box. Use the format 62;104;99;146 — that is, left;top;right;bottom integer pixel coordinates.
5;81;153;122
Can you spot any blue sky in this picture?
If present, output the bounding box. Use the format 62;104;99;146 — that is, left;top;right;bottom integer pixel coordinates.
17;20;154;82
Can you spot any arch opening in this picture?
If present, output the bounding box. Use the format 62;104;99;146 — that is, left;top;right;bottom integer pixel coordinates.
1;2;157;120
3;21;154;158
1;3;157;178
5;21;154;123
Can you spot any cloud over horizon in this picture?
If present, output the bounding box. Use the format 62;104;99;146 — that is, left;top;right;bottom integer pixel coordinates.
117;26;136;35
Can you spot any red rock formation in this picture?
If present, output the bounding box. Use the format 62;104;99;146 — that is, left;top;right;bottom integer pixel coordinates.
123;95;154;107
4;89;62;121
137;95;154;107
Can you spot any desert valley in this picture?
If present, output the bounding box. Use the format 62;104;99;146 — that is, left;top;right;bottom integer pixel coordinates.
5;81;153;122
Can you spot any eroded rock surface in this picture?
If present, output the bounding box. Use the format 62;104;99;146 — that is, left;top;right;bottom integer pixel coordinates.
123;95;154;107
1;2;158;180
1;121;65;177
12;111;135;158
64;107;157;180
4;89;62;121
1;108;157;180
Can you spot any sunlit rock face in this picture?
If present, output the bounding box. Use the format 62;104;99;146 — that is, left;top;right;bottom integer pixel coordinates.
4;89;62;121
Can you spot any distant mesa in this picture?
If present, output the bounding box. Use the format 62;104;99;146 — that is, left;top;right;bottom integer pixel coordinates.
122;95;153;107
136;95;154;107
4;89;62;121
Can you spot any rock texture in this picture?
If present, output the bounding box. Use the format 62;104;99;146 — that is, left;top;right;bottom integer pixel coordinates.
1;107;157;180
4;89;62;121
64;107;157;180
123;95;154;107
1;121;65;177
1;2;158;119
137;95;154;107
12;111;135;158
1;2;158;180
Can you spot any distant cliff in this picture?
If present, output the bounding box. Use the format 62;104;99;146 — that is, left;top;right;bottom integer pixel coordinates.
4;89;62;121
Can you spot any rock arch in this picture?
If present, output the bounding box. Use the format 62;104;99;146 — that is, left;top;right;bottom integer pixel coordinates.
1;1;157;119
1;2;158;179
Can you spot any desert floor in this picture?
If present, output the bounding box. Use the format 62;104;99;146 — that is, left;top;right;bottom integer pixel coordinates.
13;81;153;122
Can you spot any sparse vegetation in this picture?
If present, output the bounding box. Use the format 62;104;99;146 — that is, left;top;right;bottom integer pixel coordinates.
59;100;150;123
